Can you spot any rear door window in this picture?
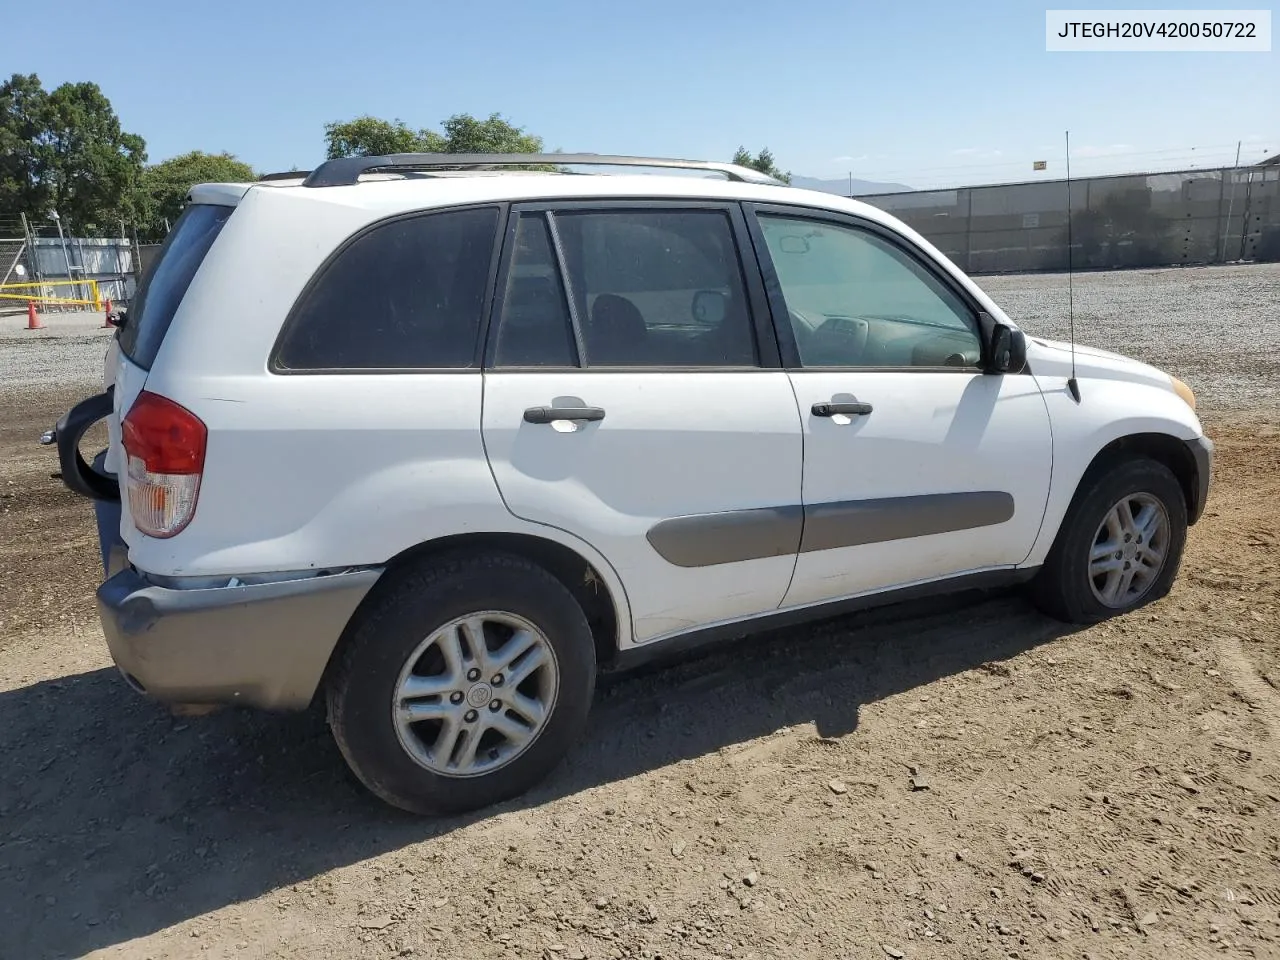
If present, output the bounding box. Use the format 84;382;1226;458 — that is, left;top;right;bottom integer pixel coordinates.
117;203;233;370
492;214;578;367
274;207;499;370
553;209;759;367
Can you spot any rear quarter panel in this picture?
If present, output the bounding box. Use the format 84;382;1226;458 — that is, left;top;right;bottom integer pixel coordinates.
128;371;634;641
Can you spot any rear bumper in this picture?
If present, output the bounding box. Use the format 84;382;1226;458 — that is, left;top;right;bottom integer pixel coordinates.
97;566;382;710
1185;435;1214;524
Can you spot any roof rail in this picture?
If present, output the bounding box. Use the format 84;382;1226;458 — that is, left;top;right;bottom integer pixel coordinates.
258;170;312;182
298;153;785;188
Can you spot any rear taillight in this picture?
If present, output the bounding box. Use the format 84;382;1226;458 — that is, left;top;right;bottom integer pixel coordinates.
121;391;207;538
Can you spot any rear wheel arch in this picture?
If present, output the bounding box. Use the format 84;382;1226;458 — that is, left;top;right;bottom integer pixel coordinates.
325;549;597;814
323;533;623;697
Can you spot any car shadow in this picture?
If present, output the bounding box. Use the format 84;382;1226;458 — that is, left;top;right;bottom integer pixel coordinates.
0;588;1074;959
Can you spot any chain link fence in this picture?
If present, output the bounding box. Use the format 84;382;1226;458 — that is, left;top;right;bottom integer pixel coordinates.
860;164;1280;274
0;213;147;314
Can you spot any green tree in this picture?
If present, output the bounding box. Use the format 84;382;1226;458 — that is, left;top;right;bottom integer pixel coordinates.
732;146;791;184
323;112;541;159
137;151;256;240
323;116;434;160
0;73;146;233
438;113;541;154
0;74;46;224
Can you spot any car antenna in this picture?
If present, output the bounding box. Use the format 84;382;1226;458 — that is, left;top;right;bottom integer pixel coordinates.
1065;130;1081;403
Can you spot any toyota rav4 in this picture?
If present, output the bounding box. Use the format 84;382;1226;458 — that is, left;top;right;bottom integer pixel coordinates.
49;153;1212;815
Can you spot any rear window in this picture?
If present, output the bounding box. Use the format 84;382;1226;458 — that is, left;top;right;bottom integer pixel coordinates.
117;203;233;370
273;207;499;370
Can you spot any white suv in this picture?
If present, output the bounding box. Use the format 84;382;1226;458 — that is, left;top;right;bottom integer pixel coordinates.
51;153;1212;815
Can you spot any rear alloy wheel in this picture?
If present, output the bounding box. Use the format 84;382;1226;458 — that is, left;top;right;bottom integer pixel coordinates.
1031;457;1188;624
328;552;596;815
392;611;559;778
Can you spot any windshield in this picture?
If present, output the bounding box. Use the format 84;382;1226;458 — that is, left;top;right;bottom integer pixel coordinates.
117;203;233;369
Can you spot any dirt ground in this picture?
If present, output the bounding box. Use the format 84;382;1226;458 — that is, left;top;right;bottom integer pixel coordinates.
2;267;1279;960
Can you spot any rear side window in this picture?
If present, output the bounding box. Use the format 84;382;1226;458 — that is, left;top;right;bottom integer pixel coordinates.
275;207;499;370
118;203;233;370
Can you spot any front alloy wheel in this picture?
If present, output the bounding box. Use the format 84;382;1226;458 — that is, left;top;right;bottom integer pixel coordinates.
1030;457;1188;624
1088;493;1171;608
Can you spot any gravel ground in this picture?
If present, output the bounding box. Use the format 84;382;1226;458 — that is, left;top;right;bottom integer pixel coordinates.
981;263;1280;416
1;264;1278;960
0;310;114;389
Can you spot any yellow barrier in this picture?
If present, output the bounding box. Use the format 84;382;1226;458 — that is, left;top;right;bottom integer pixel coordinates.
0;279;101;309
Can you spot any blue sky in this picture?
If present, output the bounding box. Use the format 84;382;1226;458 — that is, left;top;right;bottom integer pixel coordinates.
10;0;1276;189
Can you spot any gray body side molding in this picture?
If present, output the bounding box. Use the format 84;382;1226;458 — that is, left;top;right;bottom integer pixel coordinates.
647;492;1016;568
646;505;804;568
799;491;1015;553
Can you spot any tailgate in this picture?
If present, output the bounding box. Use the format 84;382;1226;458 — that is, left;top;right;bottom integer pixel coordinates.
50;199;239;555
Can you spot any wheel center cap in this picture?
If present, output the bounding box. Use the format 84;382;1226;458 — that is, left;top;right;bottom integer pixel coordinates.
1124;543;1138;560
466;683;493;708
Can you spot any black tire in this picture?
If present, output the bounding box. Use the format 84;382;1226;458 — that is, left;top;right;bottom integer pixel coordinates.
1030;457;1188;624
327;551;596;816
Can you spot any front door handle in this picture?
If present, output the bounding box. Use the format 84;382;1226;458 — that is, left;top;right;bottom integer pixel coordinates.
812;401;873;417
523;405;606;424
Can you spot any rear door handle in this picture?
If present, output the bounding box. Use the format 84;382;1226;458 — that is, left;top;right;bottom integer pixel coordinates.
812;401;873;417
523;405;606;424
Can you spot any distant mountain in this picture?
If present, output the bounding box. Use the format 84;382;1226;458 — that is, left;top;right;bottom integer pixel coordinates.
790;175;912;197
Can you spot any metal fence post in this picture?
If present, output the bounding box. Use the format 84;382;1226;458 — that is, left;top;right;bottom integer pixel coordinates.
130;222;143;303
75;237;89;305
1215;168;1230;263
1237;170;1256;260
19;212;39;286
964;189;973;273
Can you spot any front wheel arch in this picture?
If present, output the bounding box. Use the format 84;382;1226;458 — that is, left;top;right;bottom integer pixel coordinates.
1032;453;1189;623
1068;432;1202;527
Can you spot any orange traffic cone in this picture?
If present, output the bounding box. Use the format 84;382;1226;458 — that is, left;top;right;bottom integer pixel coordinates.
102;298;114;328
26;301;43;330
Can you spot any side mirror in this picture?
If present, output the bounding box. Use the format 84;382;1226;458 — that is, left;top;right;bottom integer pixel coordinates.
691;290;726;325
988;323;1027;374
